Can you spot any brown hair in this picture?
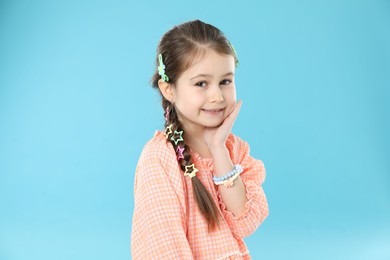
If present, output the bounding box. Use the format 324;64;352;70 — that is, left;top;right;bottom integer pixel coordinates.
151;20;238;232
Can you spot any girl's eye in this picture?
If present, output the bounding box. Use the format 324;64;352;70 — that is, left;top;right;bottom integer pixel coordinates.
195;81;207;87
220;79;232;85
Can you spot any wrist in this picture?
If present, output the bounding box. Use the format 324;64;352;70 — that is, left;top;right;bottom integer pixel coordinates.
209;145;228;156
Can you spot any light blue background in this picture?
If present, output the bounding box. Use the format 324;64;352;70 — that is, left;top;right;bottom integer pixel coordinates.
1;0;389;259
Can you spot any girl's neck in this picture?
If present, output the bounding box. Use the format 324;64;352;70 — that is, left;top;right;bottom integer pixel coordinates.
188;140;211;159
177;116;212;158
184;129;212;159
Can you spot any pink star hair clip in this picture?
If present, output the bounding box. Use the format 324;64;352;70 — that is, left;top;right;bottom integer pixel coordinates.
165;106;170;121
176;146;185;160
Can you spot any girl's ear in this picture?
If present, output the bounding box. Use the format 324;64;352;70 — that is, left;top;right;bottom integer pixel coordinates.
158;79;175;102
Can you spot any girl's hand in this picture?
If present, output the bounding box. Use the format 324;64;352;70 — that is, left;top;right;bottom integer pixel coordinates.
204;100;243;150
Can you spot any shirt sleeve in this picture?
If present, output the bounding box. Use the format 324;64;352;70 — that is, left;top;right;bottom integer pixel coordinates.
217;137;269;238
131;153;194;259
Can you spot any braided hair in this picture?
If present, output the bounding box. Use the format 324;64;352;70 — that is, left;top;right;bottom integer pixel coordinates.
151;20;238;232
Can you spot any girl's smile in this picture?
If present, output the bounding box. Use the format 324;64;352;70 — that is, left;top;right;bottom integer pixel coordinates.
201;108;225;116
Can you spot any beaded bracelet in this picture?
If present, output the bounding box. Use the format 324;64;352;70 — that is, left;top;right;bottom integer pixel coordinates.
214;171;241;188
213;164;243;188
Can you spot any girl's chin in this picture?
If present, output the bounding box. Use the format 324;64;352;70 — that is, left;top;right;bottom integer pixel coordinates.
202;120;224;129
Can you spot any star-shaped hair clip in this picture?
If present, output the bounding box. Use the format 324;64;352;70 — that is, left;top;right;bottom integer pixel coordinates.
164;106;170;122
184;163;199;178
165;124;173;139
176;145;185;160
158;53;169;82
170;130;183;145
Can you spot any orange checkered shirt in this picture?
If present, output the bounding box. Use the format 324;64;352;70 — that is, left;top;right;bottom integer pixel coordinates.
131;130;269;259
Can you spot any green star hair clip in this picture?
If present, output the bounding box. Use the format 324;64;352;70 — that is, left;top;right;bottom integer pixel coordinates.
158;53;169;82
165;124;173;139
170;130;183;145
184;163;199;178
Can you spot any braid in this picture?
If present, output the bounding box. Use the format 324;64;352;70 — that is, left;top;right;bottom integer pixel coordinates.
162;98;220;232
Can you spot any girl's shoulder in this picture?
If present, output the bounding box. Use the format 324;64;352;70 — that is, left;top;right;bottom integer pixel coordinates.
136;131;186;185
138;130;176;166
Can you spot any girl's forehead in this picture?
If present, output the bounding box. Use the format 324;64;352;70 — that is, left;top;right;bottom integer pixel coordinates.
182;49;235;78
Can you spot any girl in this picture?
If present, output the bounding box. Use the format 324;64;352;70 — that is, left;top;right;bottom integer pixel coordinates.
131;20;269;259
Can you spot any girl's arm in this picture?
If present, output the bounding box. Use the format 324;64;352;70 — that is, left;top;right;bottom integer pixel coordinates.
211;147;248;217
131;155;194;259
216;136;269;239
204;101;269;238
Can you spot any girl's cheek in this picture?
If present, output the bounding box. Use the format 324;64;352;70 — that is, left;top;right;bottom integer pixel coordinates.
226;102;235;117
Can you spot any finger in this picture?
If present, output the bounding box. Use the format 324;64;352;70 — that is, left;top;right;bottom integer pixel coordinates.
226;100;242;122
221;100;242;130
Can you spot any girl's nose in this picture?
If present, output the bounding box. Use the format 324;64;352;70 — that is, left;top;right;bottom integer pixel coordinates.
209;86;224;103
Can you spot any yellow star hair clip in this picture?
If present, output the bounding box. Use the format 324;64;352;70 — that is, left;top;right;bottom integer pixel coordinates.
184;163;199;178
165;124;173;139
170;130;183;145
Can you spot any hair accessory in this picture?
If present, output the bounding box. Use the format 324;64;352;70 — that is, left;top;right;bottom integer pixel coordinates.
213;164;243;188
219;174;239;188
184;163;199;178
170;130;184;145
176;146;185;160
164;124;173;139
164;106;170;121
158;53;169;82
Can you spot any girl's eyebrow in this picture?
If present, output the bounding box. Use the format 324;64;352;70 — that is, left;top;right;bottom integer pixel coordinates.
190;72;234;80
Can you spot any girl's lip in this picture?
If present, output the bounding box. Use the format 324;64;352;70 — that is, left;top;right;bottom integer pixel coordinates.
202;108;224;112
202;108;225;114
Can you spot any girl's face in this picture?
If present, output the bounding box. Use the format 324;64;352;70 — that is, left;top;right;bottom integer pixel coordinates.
172;49;236;134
